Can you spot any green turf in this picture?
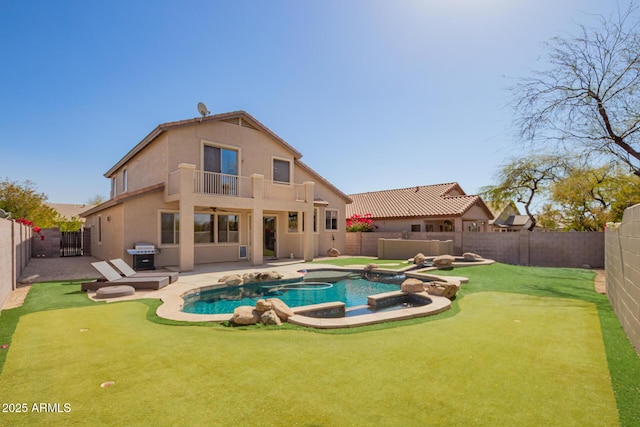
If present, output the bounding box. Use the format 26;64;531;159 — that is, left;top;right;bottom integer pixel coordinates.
0;263;638;426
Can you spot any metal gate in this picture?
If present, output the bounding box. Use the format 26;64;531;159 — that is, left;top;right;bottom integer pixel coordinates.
60;230;83;257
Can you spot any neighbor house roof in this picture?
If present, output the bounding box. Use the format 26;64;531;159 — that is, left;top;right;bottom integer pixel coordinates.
347;183;492;219
46;203;95;219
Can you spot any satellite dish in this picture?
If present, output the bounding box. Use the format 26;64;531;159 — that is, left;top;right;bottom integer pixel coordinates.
197;102;210;120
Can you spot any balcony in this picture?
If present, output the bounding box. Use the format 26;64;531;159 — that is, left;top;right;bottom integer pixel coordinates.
167;168;307;203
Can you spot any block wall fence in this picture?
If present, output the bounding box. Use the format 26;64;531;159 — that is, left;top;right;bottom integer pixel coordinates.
605;204;640;356
0;218;32;311
346;230;604;268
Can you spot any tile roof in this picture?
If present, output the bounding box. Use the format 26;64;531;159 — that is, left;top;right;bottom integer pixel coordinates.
347;183;491;219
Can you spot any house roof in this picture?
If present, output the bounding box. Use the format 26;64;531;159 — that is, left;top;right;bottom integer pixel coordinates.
500;214;531;227
46;203;95;219
101;110;351;204
347;183;493;219
105;111;303;177
80;183;165;217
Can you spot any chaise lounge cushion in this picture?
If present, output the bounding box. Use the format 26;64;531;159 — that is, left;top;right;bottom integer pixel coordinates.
95;285;135;299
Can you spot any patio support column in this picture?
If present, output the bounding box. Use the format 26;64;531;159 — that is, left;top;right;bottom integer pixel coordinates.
251;174;264;266
303;181;315;262
178;163;195;271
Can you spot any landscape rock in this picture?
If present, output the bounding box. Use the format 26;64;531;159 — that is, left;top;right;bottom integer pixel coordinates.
260;310;282;326
232;306;260;325
424;281;460;299
401;278;426;293
224;274;243;286
327;247;341;257
413;253;426;265
255;299;273;313
462;252;483;261
267;298;295;321
433;255;455;268
364;263;378;272
18;274;40;284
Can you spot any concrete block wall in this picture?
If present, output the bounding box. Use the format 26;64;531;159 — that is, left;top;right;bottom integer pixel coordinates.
32;228;61;257
0;219;32;311
605;204;640;356
377;238;453;259
462;232;521;264
346;231;604;268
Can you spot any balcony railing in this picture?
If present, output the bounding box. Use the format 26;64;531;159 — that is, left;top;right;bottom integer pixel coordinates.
194;171;251;197
168;169;306;202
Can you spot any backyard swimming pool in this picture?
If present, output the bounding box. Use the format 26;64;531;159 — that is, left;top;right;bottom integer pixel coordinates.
181;271;421;315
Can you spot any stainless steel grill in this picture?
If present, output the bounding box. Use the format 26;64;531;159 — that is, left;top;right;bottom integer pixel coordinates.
127;243;158;271
126;243;158;255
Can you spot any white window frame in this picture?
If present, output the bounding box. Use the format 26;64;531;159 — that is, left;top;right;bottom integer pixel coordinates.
160;211;180;246
217;213;240;244
272;156;292;185
201;140;241;176
325;209;339;231
111;176;117;198
97;215;103;244
287;211;299;233
122;169;128;193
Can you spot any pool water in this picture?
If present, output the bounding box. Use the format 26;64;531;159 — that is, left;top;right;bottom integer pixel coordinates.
182;272;407;315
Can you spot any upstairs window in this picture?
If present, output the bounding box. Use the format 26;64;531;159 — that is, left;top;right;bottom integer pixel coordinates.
204;145;238;175
273;158;291;184
123;169;128;193
111;176;117;198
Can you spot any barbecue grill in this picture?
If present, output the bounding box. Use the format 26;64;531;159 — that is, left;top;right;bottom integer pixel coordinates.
126;243;158;270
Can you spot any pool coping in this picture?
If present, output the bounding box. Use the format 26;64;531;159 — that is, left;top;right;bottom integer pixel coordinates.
151;263;467;327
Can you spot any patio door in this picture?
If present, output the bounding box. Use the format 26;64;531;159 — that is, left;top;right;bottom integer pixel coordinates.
263;216;276;258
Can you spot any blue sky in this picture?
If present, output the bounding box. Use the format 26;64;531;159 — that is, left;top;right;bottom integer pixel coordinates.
0;0;619;204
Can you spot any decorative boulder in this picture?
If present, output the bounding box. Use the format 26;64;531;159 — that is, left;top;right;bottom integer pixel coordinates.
18;274;40;285
327;248;341;257
260;310;282;326
364;263;378;272
225;275;243;286
401;278;426;293
462;252;482;261
425;281;459;299
413;253;426;265
267;298;295;321
265;271;283;281
433;255;455;268
232;306;260;325
255;299;273;313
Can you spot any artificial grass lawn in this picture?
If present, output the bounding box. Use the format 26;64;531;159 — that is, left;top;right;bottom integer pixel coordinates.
0;264;638;426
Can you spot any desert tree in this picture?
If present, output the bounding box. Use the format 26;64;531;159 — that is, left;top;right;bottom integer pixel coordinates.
0;178;58;227
480;154;566;231
512;2;640;176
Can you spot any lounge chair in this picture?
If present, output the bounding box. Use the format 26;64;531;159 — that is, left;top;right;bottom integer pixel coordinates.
109;258;179;283
81;261;169;291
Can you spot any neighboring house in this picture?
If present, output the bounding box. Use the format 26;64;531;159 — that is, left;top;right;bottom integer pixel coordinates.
489;201;533;232
82;111;351;271
347;183;493;233
46;203;94;224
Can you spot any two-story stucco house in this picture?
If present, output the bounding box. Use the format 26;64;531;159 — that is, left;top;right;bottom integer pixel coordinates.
82;111;351;271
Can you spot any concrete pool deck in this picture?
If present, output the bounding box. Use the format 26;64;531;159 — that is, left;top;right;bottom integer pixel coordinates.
8;256;470;328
